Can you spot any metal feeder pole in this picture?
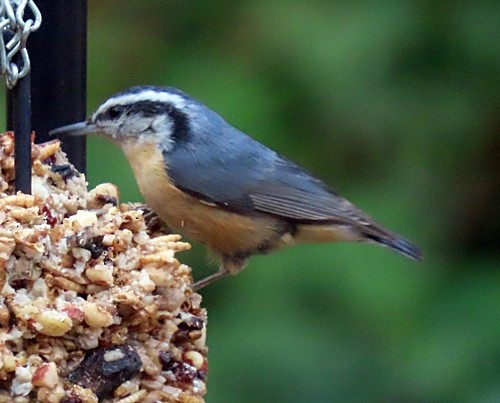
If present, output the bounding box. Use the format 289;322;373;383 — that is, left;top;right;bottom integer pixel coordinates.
28;0;87;172
3;0;39;194
6;55;32;194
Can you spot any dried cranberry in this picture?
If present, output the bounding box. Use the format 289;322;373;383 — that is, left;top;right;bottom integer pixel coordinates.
42;205;58;227
159;351;200;384
174;362;198;384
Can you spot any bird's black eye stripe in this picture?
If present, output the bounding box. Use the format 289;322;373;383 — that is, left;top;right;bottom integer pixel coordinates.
108;105;125;119
127;101;190;140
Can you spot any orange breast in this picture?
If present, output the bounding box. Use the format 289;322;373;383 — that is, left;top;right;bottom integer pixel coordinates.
120;140;284;258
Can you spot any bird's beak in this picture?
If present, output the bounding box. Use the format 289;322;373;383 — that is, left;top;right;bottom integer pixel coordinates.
49;121;96;137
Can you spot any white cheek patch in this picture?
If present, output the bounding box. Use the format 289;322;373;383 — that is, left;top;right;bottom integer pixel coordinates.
151;115;175;149
151;114;171;132
126;115;154;134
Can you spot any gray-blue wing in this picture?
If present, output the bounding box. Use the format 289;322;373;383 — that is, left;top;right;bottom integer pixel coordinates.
164;127;362;224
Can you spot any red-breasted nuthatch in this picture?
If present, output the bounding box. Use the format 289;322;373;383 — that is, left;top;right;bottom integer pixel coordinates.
50;85;422;289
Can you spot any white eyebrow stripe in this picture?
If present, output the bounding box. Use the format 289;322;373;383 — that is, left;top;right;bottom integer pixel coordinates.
94;90;187;116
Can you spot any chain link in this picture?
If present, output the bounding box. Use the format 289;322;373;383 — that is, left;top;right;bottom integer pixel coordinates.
0;0;41;88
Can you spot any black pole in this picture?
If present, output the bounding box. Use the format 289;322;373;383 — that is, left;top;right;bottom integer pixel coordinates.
8;71;32;194
28;0;87;173
6;84;13;131
4;26;33;194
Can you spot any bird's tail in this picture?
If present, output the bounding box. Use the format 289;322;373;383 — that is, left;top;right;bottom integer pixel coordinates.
365;233;422;261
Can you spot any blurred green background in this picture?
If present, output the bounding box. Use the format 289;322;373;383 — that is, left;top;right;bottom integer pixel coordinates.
9;1;500;401
77;1;500;402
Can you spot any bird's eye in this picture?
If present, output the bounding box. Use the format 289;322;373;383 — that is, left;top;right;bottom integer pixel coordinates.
108;106;124;119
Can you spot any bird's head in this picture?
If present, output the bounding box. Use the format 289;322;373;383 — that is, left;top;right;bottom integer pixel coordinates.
50;86;200;151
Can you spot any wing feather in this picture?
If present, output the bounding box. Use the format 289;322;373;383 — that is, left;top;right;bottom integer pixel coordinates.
164;118;373;226
248;186;373;225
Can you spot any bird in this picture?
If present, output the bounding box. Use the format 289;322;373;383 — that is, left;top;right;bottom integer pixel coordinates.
50;85;422;290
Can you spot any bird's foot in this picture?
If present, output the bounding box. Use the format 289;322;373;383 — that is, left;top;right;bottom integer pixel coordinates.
134;204;171;234
191;268;230;291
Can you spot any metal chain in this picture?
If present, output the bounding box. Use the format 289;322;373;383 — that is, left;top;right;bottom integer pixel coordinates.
0;0;41;88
